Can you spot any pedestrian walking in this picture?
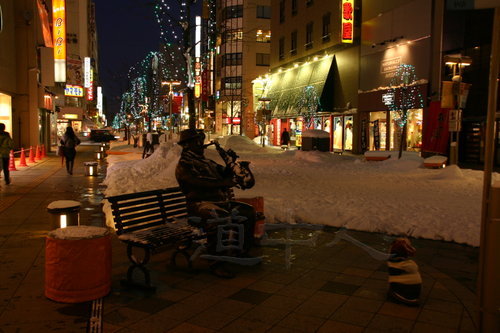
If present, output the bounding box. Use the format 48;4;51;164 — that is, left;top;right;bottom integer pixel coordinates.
142;132;154;159
60;126;81;175
0;123;13;185
281;129;290;150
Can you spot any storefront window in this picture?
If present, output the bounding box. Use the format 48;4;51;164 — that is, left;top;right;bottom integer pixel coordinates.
369;111;387;150
323;118;331;133
390;109;422;151
344;116;353;150
333;117;343;150
0;93;12;134
406;109;423;151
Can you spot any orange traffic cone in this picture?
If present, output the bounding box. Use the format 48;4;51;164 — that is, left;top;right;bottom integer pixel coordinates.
41;144;46;158
28;146;36;163
18;148;28;167
35;145;41;161
8;150;17;171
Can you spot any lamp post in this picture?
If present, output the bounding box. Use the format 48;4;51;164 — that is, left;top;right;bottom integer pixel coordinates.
162;80;181;138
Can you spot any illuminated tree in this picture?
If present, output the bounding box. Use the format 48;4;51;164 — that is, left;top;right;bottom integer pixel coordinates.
387;64;424;159
296;85;321;129
152;0;216;129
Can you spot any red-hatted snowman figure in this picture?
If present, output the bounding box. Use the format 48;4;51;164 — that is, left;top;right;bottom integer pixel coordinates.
387;238;422;306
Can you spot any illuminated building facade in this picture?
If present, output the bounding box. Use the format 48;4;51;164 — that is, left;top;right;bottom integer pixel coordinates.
0;0;99;151
215;0;271;137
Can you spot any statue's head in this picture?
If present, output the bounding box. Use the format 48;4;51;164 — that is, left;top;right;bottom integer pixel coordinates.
178;129;205;153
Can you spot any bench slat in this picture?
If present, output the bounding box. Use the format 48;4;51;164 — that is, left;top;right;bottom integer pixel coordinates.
120;207;164;222
122;220;166;233
108;187;181;201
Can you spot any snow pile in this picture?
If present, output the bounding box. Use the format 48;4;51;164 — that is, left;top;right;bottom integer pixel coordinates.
302;129;330;138
102;135;500;247
49;226;109;240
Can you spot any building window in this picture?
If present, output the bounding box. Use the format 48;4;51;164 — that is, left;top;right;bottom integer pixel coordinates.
256;30;271;43
222;53;243;67
256;53;270;66
222;5;243;19
306;0;313;7
279;0;285;23
279;37;285;60
322;12;330;42
291;0;297;16
306;22;313;49
223;76;242;90
256;5;271;19
223;29;243;43
290;30;297;55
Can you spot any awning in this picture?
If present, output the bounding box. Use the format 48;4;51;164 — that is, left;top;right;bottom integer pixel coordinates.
265;55;334;118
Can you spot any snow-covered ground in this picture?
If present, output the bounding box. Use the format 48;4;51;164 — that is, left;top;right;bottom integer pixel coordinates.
102;135;500;247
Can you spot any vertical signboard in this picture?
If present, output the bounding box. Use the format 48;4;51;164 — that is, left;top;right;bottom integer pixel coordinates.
53;0;66;82
194;16;202;98
341;0;354;44
97;86;103;115
84;57;91;88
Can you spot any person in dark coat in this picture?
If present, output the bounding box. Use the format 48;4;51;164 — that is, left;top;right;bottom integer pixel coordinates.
175;129;256;277
0;123;13;185
281;129;290;149
60;126;81;175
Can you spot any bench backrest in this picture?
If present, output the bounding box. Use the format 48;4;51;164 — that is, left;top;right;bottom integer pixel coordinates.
107;187;188;235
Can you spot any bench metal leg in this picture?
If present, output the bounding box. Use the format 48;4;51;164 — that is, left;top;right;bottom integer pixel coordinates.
120;244;156;291
171;240;194;272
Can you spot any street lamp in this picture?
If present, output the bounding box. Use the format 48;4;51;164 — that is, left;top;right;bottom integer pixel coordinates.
162;80;181;137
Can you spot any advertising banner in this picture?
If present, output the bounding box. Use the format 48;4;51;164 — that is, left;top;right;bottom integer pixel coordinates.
53;0;66;82
37;0;53;47
422;101;450;154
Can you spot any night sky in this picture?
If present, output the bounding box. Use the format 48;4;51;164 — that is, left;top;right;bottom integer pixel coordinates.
94;0;161;121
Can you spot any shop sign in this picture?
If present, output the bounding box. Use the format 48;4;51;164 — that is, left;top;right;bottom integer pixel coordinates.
382;92;394;106
84;57;91;88
87;69;94;101
36;0;53;47
64;85;83;97
63;114;78;120
53;0;66;82
381;57;401;79
201;70;208;102
341;0;354;44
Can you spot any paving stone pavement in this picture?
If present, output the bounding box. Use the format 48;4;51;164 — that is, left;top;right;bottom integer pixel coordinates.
0;144;479;332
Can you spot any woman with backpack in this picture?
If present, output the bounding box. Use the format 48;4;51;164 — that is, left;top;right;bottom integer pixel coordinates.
60;126;81;175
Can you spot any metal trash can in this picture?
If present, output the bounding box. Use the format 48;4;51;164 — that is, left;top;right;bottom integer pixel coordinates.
301;130;330;152
47;200;81;229
45;226;112;303
84;161;99;176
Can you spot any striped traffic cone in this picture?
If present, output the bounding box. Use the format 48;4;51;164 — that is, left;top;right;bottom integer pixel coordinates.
41;144;46;158
8;150;17;171
35;145;41;161
28;146;36;163
18;148;28;167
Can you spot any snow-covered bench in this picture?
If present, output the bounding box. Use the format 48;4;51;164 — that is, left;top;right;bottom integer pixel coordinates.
106;187;195;290
364;151;391;161
423;155;448;168
106;187;265;289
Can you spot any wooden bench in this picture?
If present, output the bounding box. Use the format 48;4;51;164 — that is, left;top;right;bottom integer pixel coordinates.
106;187;196;290
423;155;448;168
106;187;265;290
